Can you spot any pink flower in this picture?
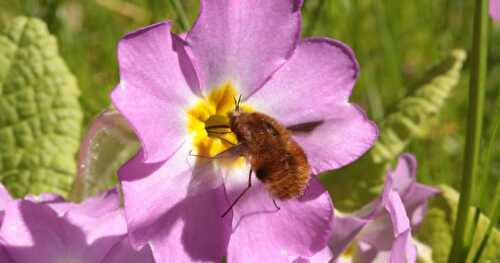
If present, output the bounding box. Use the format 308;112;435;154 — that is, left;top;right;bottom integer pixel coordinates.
111;0;377;262
0;184;12;262
0;187;154;263
491;0;500;20
329;154;439;263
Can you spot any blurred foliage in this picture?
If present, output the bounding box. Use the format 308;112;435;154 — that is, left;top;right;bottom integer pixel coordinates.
0;16;82;197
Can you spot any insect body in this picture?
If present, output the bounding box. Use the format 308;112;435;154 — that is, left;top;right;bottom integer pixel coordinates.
208;98;311;217
229;110;311;200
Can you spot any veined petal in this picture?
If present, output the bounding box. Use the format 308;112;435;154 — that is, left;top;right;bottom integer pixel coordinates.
118;146;230;262
187;0;302;96
226;178;333;263
111;22;199;163
248;38;377;172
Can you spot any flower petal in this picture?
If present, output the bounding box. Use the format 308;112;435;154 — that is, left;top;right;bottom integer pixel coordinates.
0;200;80;262
226;177;333;263
292;246;333;263
0;249;13;263
75;210;128;262
404;183;438;227
187;0;302;95
329;214;369;260
0;184;11;223
111;22;198;163
294;106;377;173
148;185;231;263
118;146;230;262
248;38;377;172
491;0;500;20
389;230;416;263
101;238;155;263
382;175;416;263
391;154;439;226
353;241;378;263
0;190;129;263
390;154;417;194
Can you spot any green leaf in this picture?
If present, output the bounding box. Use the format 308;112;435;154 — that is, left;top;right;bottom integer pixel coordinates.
416;185;500;263
0;17;82;198
371;49;467;163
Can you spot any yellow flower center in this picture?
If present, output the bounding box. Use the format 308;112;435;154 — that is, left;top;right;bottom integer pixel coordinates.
186;82;252;158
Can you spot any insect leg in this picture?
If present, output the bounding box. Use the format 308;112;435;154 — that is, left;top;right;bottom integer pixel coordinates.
188;150;226;159
210;134;237;146
272;199;281;211
221;169;252;217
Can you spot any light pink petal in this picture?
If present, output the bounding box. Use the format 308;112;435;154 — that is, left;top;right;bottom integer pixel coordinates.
390;154;417;194
187;0;302;95
149;185;230;263
0;191;147;263
66;189;121;219
0;184;11;223
404;183;439;227
391;154;439;226
111;22;198;163
293;106;377;173
76;209;128;263
248;39;377;172
353;241;378;263
292;245;333;263
382;176;416;263
389;230;416;263
226;177;333;263
102;238;155;263
491;0;500;20
329;214;369;260
0;200;80;262
119;146;230;262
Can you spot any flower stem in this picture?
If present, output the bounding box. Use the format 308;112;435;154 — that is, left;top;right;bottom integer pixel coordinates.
448;0;489;262
169;0;189;32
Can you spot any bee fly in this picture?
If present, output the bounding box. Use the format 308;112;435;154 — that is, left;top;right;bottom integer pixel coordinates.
202;96;311;217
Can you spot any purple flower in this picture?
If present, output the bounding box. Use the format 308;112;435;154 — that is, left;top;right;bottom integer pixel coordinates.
491;0;500;20
329;154;439;262
0;187;154;263
111;0;377;262
0;184;12;263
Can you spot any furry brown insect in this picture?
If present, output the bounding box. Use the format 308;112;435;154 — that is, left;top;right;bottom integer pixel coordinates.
206;97;311;217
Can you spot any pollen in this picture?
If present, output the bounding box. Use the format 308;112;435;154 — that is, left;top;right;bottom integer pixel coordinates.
186;82;251;157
